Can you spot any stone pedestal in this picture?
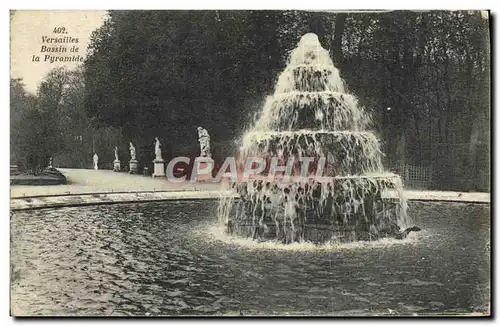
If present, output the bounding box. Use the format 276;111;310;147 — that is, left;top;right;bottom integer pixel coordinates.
129;159;138;174
193;159;213;182
153;159;165;178
113;160;121;172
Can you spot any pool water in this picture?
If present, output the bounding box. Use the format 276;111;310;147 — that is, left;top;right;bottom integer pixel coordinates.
10;200;490;316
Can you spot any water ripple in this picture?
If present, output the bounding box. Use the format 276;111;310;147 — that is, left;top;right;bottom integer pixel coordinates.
11;201;490;316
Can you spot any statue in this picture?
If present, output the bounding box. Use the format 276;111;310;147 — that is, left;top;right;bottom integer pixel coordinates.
129;142;136;161
128;142;138;174
113;146;121;172
93;153;99;170
154;137;162;161
197;126;211;158
48;157;53;168
152;137;165;177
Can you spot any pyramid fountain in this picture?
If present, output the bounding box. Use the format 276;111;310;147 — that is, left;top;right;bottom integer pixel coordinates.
218;33;419;244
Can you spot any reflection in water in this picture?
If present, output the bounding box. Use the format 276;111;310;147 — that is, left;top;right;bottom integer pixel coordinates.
11;201;490;316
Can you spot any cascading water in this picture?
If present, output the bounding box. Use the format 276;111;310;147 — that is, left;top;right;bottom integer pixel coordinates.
218;33;419;244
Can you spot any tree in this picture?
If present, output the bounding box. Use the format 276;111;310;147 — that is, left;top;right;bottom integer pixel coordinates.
10;78;36;167
80;10;490;190
11;68;92;171
332;13;346;65
84;10;301;160
36;67;71;158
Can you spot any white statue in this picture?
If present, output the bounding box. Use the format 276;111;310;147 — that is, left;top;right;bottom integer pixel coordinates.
197;126;211;158
114;146;119;162
48;157;53;168
129;142;136;161
154;137;162;160
93;153;99;170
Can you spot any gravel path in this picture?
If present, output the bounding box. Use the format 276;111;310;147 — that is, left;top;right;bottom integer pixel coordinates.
10;169;223;198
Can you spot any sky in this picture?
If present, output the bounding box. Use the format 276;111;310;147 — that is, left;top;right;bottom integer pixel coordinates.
10;10;107;94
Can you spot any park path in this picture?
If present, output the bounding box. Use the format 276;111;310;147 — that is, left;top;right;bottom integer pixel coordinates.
10;168;223;198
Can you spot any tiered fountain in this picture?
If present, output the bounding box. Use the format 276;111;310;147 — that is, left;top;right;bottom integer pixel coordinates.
218;33;419;244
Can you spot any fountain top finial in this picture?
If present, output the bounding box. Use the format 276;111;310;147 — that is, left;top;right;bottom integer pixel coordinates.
298;33;320;47
296;33;323;55
283;32;333;68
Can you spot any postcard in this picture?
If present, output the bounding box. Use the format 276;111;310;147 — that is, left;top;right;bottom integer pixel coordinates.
9;9;491;317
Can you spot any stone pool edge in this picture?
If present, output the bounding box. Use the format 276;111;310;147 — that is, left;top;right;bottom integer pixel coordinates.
10;189;489;211
10;190;238;211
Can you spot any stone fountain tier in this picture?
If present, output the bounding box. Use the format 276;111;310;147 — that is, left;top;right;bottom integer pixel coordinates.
242;131;383;176
275;64;345;93
257;92;370;132
225;174;407;244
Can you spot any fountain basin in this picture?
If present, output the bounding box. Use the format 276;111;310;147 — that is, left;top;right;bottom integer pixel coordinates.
10;200;490;316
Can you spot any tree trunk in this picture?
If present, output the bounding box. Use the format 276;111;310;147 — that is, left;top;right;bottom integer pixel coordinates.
332;13;346;65
412;113;422;164
468;116;480;190
396;132;406;168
